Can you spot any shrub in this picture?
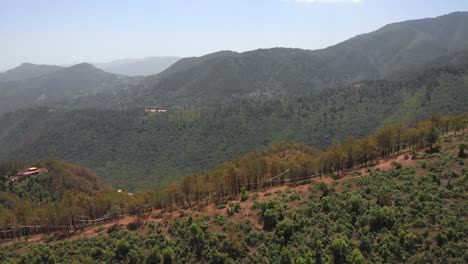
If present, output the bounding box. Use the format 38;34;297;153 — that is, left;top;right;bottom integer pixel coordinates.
226;202;235;217
240;186;249;201
377;192;392;206
252;193;259;201
128;249;142;264
214;215;225;226
107;224;119;234
392;161;402;169
44;234;54;243
289;191;300;201
458;142;467;158
216;202;227;209
330;234;350;264
280;247;293;264
276;219;296;243
145;247;161;264
115;240;131;260
211;249;229;264
162;247;174;264
127;222;140;231
263;209;279;231
347;195;363;214
369;206;395;231
234;202;241;213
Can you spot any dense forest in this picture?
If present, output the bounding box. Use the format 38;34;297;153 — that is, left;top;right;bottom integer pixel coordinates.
0;114;466;263
0;114;465;232
1;66;467;189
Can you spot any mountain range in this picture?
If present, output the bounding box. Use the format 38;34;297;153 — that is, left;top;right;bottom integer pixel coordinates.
0;63;141;114
0;12;467;189
129;12;468;108
93;56;181;76
2;12;468;113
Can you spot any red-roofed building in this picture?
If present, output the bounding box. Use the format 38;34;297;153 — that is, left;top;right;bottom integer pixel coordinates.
17;168;46;177
145;108;168;113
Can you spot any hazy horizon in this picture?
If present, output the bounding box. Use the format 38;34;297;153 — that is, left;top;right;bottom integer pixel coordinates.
2;0;468;71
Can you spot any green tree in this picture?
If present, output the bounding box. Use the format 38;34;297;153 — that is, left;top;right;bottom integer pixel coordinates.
425;126;439;151
263;209;279;231
458;142;467;157
162;247;174;264
349;249;365;264
240;186;248;201
115;240;131;261
280;247;293;264
145;247;161;264
330;234;350;264
276;219;295;243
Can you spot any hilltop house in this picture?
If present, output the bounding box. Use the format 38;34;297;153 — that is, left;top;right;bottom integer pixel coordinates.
17;167;45;177
145;108;168;113
353;83;366;89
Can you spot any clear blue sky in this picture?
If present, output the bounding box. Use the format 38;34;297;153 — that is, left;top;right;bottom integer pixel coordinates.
1;0;467;70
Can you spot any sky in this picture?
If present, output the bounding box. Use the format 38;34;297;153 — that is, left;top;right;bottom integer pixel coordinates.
1;0;468;71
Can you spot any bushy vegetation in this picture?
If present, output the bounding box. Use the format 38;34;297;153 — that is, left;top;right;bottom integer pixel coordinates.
1;67;467;189
0;115;466;234
0;159;106;231
0;134;466;263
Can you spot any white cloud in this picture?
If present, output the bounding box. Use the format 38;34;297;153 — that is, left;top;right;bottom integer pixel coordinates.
282;0;364;4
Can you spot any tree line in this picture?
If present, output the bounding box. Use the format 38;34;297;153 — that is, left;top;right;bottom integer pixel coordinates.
151;114;467;209
0;114;466;240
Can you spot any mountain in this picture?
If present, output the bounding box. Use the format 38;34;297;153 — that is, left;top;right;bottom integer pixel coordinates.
1;61;466;189
320;11;468;79
132;12;468;108
0;63;63;82
94;56;181;76
1;12;468;189
0;63;138;114
2;13;468;112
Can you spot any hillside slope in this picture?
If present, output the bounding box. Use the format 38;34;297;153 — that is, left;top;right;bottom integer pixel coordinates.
0;65;466;189
94;56;181;76
131;12;468;108
0;63;62;82
0;158;105;205
0;63;138;114
0;128;466;263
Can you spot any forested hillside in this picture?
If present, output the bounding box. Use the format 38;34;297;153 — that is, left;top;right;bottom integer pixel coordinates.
0;63;62;82
0;158;105;201
0;115;466;263
0;63;138;114
0;65;467;189
124;12;468;109
3;13;467;114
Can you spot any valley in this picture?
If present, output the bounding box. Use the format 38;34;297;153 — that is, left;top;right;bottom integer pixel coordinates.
0;122;466;263
1;8;468;264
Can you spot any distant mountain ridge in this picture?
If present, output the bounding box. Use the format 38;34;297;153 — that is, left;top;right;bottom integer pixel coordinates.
93;56;181;76
1;11;468;188
0;63;138;114
0;63;63;82
2;12;468;112
130;12;468;108
1;60;467;189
